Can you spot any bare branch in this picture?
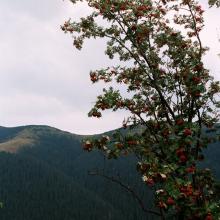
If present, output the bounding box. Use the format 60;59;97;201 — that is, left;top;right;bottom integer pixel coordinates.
88;170;161;217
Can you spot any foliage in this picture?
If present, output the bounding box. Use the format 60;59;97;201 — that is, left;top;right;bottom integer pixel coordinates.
209;0;220;7
62;0;220;219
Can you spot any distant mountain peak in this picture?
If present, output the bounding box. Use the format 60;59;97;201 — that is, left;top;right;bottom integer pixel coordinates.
0;124;81;153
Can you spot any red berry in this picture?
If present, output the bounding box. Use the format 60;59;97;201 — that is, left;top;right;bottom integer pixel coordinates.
158;201;167;209
120;4;126;10
180;154;187;163
195;92;201;97
186;165;196;173
146;178;154;186
192;76;201;84
184;128;192;136
167;197;175;205
205;213;213;220
176;147;185;157
83;141;93;151
127;140;138;145
176;118;184;125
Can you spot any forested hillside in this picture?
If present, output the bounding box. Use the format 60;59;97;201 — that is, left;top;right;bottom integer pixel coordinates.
0;125;219;220
0;125;154;220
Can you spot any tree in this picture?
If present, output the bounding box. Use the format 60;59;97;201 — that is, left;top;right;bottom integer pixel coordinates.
62;0;220;219
209;0;220;7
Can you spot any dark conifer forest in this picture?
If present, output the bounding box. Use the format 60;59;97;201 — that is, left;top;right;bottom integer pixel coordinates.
0;125;219;220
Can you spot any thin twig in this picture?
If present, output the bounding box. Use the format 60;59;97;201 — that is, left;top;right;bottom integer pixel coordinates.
88;170;161;217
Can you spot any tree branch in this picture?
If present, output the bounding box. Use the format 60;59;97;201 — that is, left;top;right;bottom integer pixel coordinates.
88;170;161;217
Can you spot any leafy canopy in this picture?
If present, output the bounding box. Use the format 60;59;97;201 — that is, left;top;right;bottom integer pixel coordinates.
62;0;220;219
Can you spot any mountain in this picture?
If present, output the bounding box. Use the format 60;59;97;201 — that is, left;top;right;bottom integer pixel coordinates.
0;125;154;220
0;125;219;220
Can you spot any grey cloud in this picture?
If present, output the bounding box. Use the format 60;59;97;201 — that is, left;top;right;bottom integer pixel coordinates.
0;0;67;21
0;0;219;134
0;0;127;134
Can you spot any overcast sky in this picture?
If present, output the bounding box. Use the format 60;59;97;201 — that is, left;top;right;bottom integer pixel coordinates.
0;0;219;135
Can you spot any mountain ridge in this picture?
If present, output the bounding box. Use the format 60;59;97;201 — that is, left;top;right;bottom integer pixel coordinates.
0;124;219;220
0;124;153;220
